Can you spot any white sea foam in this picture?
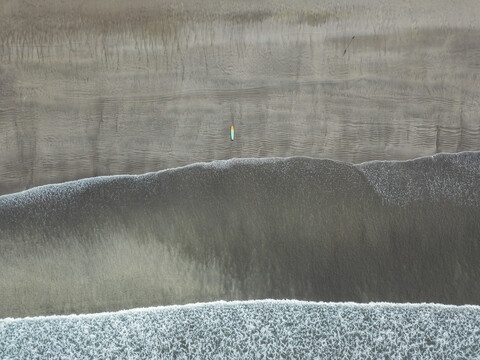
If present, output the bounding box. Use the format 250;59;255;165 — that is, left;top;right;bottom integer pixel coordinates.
1;300;479;359
3;152;478;207
356;151;480;206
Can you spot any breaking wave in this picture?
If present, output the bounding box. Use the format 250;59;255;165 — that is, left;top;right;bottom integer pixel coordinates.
1;300;479;359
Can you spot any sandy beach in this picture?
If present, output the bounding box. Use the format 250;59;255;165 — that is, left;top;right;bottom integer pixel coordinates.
1;0;479;194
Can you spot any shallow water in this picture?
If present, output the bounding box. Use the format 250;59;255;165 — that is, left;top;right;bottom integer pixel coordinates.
1;0;480;320
1;153;479;318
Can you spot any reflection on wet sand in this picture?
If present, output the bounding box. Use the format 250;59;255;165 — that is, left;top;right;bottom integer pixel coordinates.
1;0;480;194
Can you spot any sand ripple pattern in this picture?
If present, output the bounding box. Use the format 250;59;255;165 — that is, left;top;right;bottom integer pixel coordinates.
1;4;480;194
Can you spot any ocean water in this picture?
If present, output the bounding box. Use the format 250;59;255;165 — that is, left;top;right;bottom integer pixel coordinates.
1;300;479;359
1;153;479;318
1;2;480;355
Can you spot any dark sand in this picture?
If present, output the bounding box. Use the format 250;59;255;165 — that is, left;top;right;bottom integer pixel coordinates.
1;0;479;194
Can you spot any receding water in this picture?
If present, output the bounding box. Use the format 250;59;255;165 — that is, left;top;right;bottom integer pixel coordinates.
1;154;479;318
1;0;480;324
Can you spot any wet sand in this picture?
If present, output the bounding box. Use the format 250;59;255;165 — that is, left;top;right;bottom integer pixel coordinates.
1;0;480;195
